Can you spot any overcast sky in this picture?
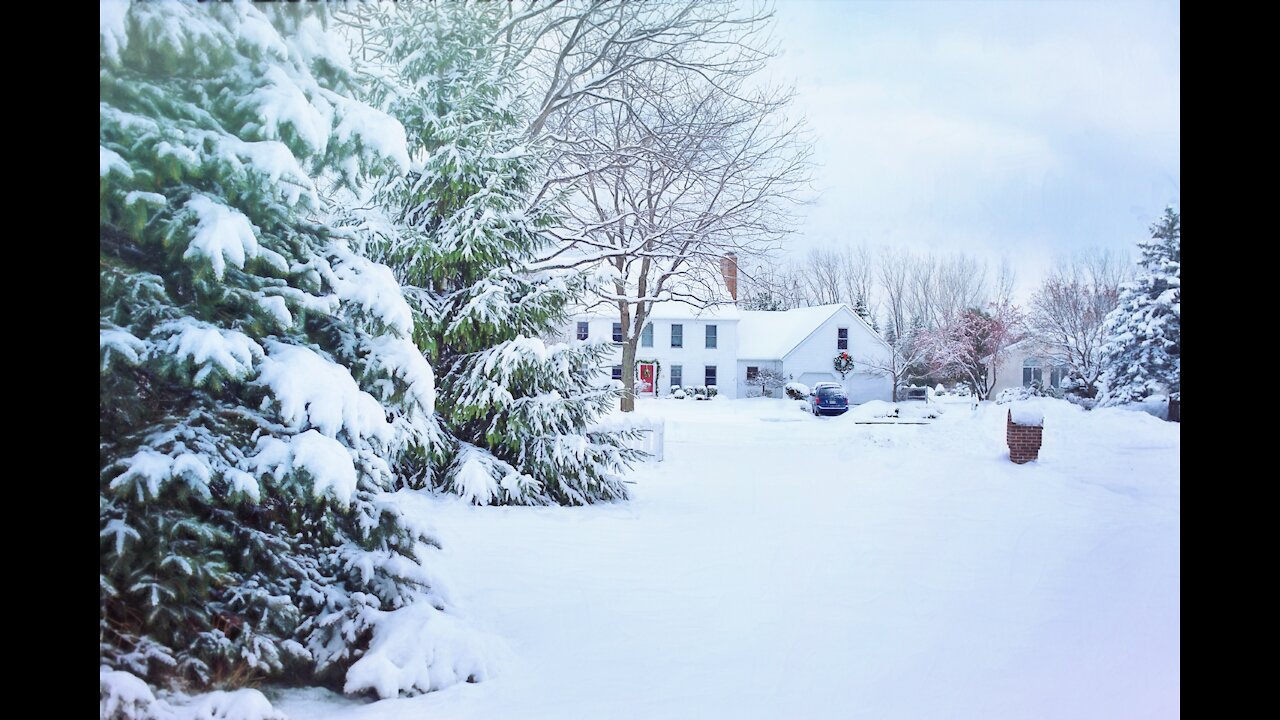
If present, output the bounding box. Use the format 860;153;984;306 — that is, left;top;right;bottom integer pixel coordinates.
757;0;1180;296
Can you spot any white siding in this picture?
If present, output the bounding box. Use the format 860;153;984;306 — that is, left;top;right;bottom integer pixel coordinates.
989;341;1070;396
564;316;740;398
780;308;892;404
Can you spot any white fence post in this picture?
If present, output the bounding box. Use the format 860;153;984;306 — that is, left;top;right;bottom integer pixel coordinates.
649;419;664;462
587;416;665;462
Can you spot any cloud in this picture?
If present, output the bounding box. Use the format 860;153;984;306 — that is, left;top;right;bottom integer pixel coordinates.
754;0;1179;293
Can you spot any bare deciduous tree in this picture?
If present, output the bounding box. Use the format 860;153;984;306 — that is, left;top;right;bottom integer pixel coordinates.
538;71;810;409
1028;249;1127;397
498;1;809;412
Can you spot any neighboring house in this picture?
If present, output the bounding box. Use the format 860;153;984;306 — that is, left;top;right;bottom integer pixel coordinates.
736;304;893;403
563;301;741;398
988;338;1073;396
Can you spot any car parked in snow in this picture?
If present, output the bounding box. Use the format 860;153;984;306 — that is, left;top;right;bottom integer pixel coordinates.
809;384;849;416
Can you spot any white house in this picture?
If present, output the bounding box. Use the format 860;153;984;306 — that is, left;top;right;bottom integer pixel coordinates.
562;301;893;404
988;338;1073;396
736;304;893;403
565;300;742;397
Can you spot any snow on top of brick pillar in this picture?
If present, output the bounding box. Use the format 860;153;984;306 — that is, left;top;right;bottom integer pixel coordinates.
1009;404;1045;427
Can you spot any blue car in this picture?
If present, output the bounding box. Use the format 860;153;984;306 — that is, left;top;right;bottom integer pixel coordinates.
810;385;849;416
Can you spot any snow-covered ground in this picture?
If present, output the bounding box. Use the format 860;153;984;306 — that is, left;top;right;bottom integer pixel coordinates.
277;396;1179;719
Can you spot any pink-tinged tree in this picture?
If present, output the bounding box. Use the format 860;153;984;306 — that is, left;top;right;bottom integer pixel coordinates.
923;303;1025;400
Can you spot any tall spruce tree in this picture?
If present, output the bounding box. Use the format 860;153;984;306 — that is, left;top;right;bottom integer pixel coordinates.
100;1;482;697
854;296;873;324
346;3;639;506
1099;207;1181;405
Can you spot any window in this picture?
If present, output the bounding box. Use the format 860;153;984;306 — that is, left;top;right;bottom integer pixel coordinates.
705;365;717;387
612;322;623;343
746;366;759;381
1022;358;1042;386
641;323;653;347
611;365;623;381
837;327;849;350
705;324;717;349
1050;365;1070;389
670;365;683;389
671;324;683;348
576;321;589;341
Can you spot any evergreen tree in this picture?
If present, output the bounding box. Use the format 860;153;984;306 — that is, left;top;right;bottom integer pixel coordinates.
100;1;478;696
1099;207;1181;405
348;3;640;506
853;296;872;324
882;314;897;345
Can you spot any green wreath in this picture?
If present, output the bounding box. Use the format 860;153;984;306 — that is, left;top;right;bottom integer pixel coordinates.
833;351;854;379
637;357;661;394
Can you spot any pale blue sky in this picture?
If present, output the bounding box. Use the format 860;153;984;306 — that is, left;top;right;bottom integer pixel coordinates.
759;0;1180;294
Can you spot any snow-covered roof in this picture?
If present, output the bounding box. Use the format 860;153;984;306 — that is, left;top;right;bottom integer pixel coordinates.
737;304;851;359
571;299;740;321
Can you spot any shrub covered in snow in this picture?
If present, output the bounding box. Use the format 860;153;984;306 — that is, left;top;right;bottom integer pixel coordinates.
672;389;687;399
845;400;899;420
706;386;719;398
995;382;1062;404
785;382;810;400
101;668;170;720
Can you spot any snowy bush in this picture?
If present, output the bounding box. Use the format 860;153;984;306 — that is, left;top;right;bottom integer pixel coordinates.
706;386;719;398
995;382;1061;404
934;383;947;395
343;602;509;699
785;382;810;400
1065;394;1098;410
101;668;172;720
746;368;786;397
846;401;899;420
672;389;687;399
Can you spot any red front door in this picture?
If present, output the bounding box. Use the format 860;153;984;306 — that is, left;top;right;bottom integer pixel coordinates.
639;363;655;394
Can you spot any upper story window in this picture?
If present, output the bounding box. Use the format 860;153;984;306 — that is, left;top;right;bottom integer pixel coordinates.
641;322;653;347
837;327;849;350
612;322;623;343
576;321;589;341
671;324;683;348
611;365;623;381
1022;358;1042;386
705;324;717;349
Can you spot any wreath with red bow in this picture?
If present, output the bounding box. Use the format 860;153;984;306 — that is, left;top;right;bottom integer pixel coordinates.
833;351;854;378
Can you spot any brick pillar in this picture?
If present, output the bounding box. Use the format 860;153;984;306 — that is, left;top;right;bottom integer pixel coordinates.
1006;410;1043;464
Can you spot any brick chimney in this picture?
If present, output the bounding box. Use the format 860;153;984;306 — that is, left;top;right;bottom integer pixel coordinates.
719;252;738;301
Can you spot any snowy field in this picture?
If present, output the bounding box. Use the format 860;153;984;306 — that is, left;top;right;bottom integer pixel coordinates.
277;396;1179;719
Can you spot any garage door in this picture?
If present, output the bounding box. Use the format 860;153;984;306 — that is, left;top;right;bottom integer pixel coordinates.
797;372;839;388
